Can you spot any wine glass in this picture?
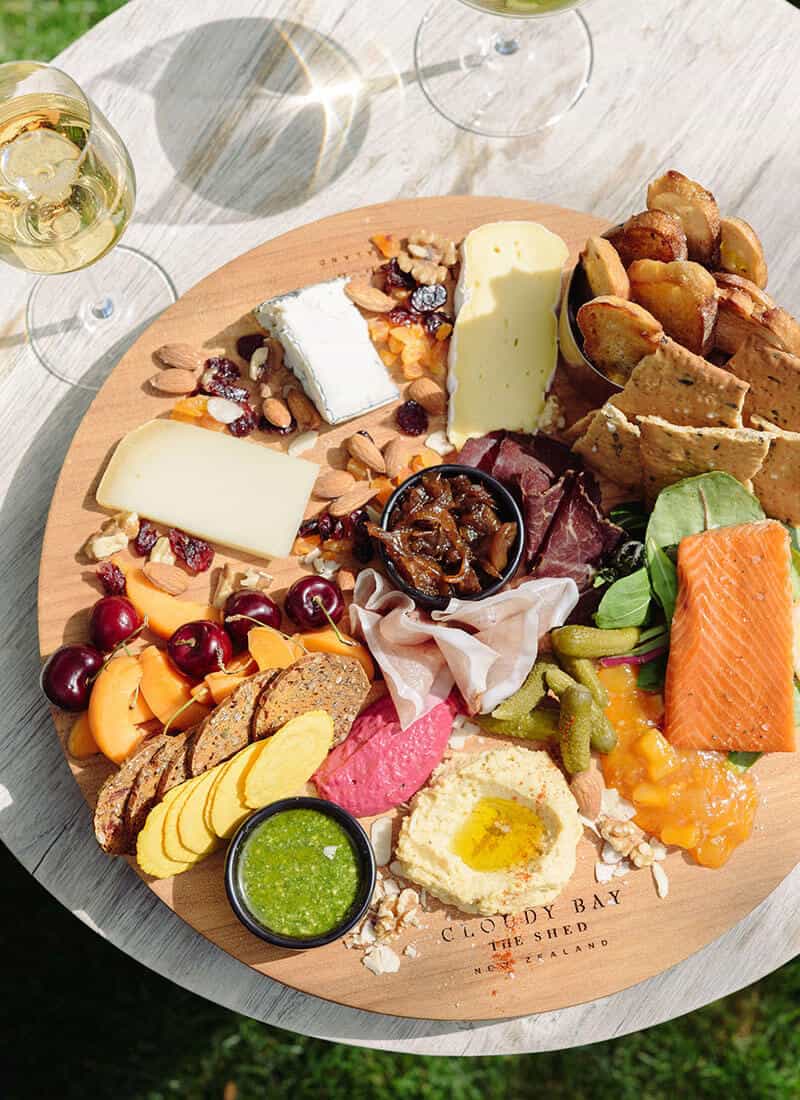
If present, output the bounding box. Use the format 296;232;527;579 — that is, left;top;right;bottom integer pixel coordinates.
0;61;176;389
414;0;593;138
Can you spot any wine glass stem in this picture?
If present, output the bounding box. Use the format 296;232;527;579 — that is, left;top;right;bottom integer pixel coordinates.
494;36;520;56
83;261;115;320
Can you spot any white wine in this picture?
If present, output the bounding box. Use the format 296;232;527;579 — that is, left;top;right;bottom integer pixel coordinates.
463;0;581;13
0;88;134;274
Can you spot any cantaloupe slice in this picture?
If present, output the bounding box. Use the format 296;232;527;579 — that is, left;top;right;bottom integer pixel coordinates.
247;626;305;672
136;790;195;879
117;559;220;639
204;661;256;705
208;742;268;839
129;687;155;725
88;655;147;764
139;645;210;731
163;774;208;862
177;766;222;856
66;713;99;759
190;680;214;707
296;628;375;680
244;710;334;810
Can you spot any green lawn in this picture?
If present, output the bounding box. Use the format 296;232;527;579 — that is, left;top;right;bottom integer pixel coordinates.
3;2;800;1097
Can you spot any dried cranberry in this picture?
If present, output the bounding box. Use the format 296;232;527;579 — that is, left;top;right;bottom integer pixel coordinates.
203;356;240;382
236;334;266;362
96;561;126;596
424;311;454;338
317;512;334;541
228;401;258;437
299;517;320;538
133;520;159;556
168;528;215;574
410;283;447;313
381;258;416;292
396;399;429;436
351;509;374;563
258;414;296;437
202;375;250;403
387;307;422;327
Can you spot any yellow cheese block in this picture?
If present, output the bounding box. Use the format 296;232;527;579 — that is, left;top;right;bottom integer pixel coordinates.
447;221;569;448
244;711;334;809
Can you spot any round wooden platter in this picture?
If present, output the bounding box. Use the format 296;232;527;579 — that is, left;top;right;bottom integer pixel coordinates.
38;197;800;1022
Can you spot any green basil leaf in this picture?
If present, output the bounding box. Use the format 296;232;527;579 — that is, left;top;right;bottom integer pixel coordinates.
646;538;679;624
728;751;762;770
595;567;652;629
609;502;648;539
646;473;764;551
637;654;668;691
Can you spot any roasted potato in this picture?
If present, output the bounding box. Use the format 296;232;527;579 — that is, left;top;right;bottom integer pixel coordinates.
719;217;768;288
713;272;774;312
628;259;718;355
711;274;800;356
646;170;721;266
580;236;630;299
606;210;688;268
576;295;664;383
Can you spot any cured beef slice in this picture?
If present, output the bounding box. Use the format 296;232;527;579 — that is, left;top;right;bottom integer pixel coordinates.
534;472;623;587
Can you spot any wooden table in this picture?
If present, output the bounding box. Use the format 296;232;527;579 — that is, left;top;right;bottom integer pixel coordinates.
1;0;798;1055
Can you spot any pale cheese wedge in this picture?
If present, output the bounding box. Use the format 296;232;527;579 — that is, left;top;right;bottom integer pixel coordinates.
209;741;268;839
447;222;569;448
136;791;195;879
244;711;334;809
177;766;223;856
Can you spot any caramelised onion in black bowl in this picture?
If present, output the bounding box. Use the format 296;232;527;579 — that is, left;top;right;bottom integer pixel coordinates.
371;465;524;612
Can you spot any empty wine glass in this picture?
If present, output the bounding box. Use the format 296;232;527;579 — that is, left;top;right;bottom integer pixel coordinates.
415;0;593;138
0;61;176;388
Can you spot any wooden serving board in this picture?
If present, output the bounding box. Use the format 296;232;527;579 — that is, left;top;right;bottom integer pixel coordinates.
38;197;800;1021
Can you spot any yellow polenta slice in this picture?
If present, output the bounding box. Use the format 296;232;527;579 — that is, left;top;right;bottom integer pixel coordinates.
136;792;194;879
177;766;222;856
244;711;334;810
204;763;226;833
163;774;207;862
209;742;268;839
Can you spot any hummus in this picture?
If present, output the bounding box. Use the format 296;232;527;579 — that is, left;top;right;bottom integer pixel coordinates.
395;745;582;915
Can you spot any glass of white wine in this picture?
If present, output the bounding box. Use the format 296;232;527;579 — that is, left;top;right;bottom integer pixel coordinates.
414;0;592;138
0;61;176;388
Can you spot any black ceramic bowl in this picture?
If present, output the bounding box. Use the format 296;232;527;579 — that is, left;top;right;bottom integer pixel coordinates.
225;797;376;950
563;224;625;392
377;463;525;612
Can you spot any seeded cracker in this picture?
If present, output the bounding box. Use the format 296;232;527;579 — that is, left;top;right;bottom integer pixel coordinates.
94;735;165;854
252;654;371;746
156;729;198;800
189;669;277;775
750;415;800;524
638;415;770;502
572;404;642;492
123;732;179;846
610;338;748;427
727;336;800;431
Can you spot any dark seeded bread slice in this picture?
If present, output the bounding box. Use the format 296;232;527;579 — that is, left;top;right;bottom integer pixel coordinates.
93;736;165;855
189;669;276;777
155;729;197;800
123;732;187;850
251;654;370;747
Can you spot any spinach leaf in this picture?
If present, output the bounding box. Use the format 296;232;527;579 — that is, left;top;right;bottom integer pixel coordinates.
609;502;648;540
646;538;678;624
646;472;764;551
637;653;667;691
728;751;762;770
595;567;652;629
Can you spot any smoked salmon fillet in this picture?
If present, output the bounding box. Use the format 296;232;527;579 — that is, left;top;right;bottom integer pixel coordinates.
665;520;796;752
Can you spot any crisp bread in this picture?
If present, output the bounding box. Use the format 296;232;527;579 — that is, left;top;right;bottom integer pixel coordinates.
727;336;800;432
572;404;642;492
611;338;748;428
189;669;276;776
155;729;197;800
252;654;371;747
122;733;178;848
750;415;800;524
638;415;770;502
93;735;164;855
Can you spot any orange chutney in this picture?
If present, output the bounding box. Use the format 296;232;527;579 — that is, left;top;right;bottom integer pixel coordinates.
598;665;758;868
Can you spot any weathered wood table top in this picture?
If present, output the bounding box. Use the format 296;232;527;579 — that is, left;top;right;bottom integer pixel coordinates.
1;0;798;1055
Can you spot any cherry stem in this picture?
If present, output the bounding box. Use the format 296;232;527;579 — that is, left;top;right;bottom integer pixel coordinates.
89;616;150;685
311;596;353;646
163;696;196;737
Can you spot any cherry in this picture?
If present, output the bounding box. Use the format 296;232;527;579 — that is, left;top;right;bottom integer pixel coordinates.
223;589;282;649
168;620;233;679
284;576;344;631
89;596;142;652
41;644;103;711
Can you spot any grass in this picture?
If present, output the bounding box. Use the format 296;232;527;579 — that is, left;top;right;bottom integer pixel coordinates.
3;2;800;1097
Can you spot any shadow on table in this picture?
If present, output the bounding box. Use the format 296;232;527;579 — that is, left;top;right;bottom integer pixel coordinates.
100;18;378;224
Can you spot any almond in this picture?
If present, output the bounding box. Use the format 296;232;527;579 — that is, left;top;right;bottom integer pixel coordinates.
408;377;446;416
337;568;356;592
149;368;199;395
286;388;321;431
268;337;285;372
262;396;292;429
569;764;604;821
314;469;356;499
345;279;396;313
346;432;386;473
143;561;189;596
154;343;205;373
329;482;379;517
382;436;407;480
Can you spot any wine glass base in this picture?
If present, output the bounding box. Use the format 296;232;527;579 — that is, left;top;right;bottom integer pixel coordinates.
26;246;178;390
415;3;593;138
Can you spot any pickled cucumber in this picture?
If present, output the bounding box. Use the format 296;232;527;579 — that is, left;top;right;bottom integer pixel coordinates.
545;666;617;754
476;706;560;742
551;625;641;659
559;685;593;774
491;659;557;720
557;655;609;709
